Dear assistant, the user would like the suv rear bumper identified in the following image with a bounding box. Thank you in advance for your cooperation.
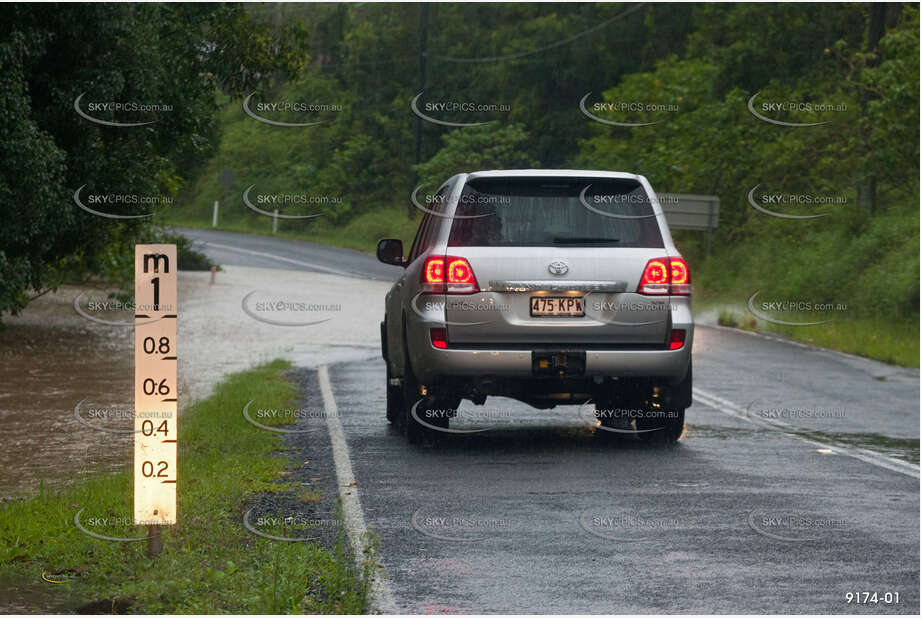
[407,331,693,385]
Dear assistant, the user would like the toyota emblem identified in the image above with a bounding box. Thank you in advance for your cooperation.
[548,259,569,276]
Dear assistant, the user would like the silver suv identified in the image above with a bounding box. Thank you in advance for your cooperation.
[378,170,693,443]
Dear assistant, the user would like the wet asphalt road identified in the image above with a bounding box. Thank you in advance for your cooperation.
[177,227,403,281]
[186,227,920,613]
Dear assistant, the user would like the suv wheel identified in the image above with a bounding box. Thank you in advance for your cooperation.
[385,362,400,424]
[398,359,434,444]
[399,363,461,443]
[398,358,419,439]
[405,396,461,444]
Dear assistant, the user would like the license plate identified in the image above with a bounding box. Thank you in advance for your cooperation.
[530,296,584,317]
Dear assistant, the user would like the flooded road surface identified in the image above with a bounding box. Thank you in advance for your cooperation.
[0,267,390,500]
[0,287,133,498]
[0,574,83,614]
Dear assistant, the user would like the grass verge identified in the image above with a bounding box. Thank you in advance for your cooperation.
[698,298,918,368]
[0,360,368,613]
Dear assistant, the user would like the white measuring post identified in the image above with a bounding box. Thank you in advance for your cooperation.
[272,208,279,235]
[212,200,219,228]
[134,244,178,556]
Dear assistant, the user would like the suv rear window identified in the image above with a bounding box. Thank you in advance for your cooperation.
[448,177,664,248]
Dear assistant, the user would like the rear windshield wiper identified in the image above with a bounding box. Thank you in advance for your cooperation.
[550,236,620,244]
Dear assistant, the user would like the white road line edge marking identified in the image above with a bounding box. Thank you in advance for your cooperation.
[693,387,919,479]
[318,365,398,613]
[200,240,360,278]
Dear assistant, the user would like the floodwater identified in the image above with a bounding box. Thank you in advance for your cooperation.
[0,574,82,614]
[0,287,134,498]
[0,268,389,499]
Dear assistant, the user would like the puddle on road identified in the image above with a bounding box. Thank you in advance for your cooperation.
[684,423,764,440]
[686,422,918,465]
[0,319,133,498]
[796,429,920,465]
[0,573,83,614]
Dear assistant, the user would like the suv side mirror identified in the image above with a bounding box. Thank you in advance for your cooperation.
[376,238,405,267]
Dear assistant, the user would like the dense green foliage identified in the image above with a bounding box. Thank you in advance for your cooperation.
[3,3,917,361]
[574,4,919,363]
[578,5,919,312]
[173,3,917,363]
[0,3,307,317]
[170,2,692,243]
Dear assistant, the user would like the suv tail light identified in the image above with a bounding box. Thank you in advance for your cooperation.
[669,257,690,295]
[430,327,448,349]
[637,259,670,295]
[423,256,445,287]
[669,329,686,350]
[638,257,691,296]
[422,256,479,294]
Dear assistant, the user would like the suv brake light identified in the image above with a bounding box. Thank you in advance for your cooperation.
[423,256,445,285]
[669,257,690,295]
[422,256,479,294]
[669,329,686,350]
[638,257,691,296]
[430,327,448,349]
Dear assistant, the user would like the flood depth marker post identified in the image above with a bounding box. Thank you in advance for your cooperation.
[134,244,178,557]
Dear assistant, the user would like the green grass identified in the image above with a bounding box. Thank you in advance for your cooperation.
[0,360,369,613]
[716,309,739,329]
[688,208,919,368]
[699,297,918,367]
[762,317,918,368]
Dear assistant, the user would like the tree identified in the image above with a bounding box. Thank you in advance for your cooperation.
[413,124,538,191]
[0,3,308,319]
